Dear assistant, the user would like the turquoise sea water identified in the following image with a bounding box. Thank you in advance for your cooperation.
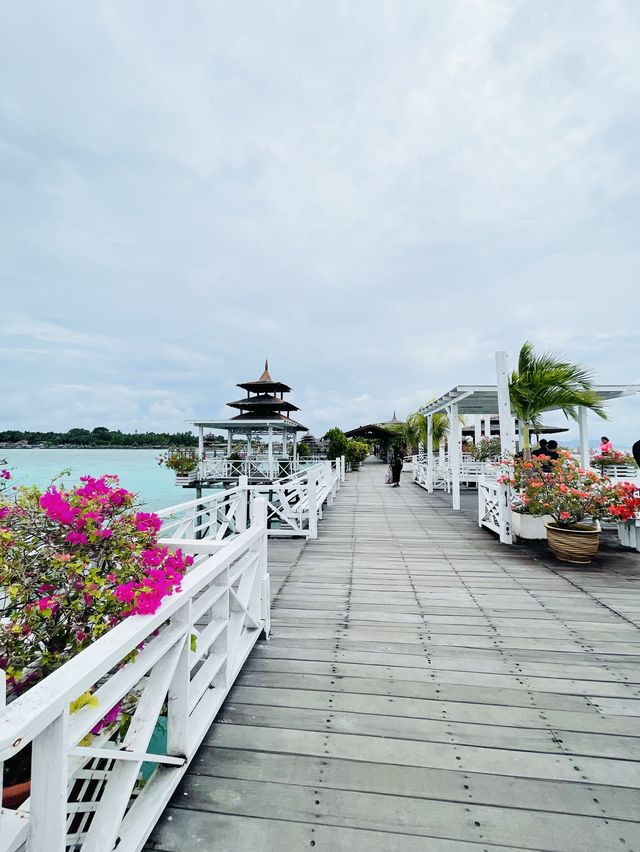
[0,449,195,511]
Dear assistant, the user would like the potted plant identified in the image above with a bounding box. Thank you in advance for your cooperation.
[346,438,369,471]
[521,454,640,563]
[498,456,552,540]
[158,448,199,484]
[0,472,192,807]
[591,450,638,474]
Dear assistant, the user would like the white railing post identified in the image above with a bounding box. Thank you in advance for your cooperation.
[324,460,334,505]
[0,670,4,788]
[498,480,513,545]
[340,455,346,482]
[238,475,248,531]
[167,601,192,759]
[28,709,69,851]
[308,472,318,539]
[251,496,270,637]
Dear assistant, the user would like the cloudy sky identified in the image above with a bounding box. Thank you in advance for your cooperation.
[1,1,639,443]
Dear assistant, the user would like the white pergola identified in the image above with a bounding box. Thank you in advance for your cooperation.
[418,351,640,511]
[192,417,304,468]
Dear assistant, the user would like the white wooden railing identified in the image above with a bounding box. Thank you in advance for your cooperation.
[412,458,498,492]
[159,460,342,543]
[0,498,270,852]
[594,464,640,484]
[478,473,512,544]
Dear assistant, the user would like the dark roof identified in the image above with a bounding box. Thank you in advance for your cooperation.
[344,424,398,440]
[237,359,292,393]
[227,394,299,412]
[229,412,308,431]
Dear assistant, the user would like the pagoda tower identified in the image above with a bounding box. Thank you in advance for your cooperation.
[191,360,308,483]
[226,360,306,428]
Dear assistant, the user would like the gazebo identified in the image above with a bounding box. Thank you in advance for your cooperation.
[344,424,399,462]
[192,361,308,483]
[418,352,640,514]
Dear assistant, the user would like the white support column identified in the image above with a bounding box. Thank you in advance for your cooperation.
[427,414,434,493]
[340,455,346,482]
[495,350,515,545]
[495,351,516,456]
[578,406,590,470]
[449,404,461,510]
[267,425,273,480]
[227,430,232,455]
[474,415,482,444]
[198,425,204,479]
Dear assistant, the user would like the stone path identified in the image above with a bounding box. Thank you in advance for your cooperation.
[148,461,640,851]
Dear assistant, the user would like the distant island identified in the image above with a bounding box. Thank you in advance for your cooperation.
[0,426,209,449]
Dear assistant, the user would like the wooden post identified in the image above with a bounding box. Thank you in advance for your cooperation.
[308,472,318,539]
[427,414,434,493]
[167,602,192,759]
[251,496,270,638]
[578,406,590,470]
[449,404,461,510]
[198,425,204,481]
[267,425,273,480]
[28,710,69,851]
[325,460,334,505]
[238,475,248,531]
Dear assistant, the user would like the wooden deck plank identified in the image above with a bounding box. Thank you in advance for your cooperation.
[147,461,640,851]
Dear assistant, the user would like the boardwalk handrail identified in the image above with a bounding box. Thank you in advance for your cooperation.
[0,499,270,852]
[158,460,342,541]
[478,472,512,544]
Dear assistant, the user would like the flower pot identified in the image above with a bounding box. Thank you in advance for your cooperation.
[2,780,31,809]
[511,512,553,541]
[545,522,600,564]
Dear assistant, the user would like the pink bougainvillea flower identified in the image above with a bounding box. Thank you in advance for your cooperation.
[66,531,88,545]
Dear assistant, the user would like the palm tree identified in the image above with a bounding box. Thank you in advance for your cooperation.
[405,410,453,453]
[509,341,607,458]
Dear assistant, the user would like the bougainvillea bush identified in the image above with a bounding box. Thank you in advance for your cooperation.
[499,453,640,528]
[0,473,193,701]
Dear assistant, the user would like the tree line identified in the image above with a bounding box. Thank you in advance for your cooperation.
[0,427,199,448]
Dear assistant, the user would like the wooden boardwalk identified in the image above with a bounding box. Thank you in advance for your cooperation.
[148,462,640,851]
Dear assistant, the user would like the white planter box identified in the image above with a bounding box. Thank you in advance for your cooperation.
[618,519,640,551]
[511,512,553,540]
[175,472,197,486]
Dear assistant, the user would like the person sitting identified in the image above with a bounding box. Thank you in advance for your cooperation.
[532,438,549,458]
[546,440,559,460]
[600,435,613,455]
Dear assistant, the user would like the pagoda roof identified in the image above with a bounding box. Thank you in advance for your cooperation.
[237,359,292,393]
[227,394,299,412]
[229,412,306,429]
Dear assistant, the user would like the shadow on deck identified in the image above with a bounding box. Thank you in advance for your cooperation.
[147,459,640,851]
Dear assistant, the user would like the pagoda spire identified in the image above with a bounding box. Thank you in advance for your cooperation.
[258,359,273,382]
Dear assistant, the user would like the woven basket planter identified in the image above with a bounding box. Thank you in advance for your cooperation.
[545,522,600,564]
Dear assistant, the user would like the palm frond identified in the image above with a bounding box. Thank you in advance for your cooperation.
[510,341,607,428]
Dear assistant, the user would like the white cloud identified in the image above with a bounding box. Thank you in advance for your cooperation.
[0,1,639,443]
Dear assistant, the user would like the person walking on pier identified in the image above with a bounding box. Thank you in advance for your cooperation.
[391,450,404,487]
